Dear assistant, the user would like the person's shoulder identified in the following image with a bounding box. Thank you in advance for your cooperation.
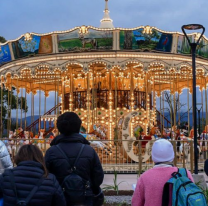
[46,145,57,154]
[47,173,56,180]
[45,173,58,183]
[142,167,177,176]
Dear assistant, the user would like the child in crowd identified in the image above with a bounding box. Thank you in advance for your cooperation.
[132,139,193,206]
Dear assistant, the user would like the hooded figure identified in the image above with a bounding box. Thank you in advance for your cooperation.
[45,112,104,206]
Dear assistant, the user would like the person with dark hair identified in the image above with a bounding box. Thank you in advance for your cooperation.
[45,112,104,206]
[0,144,66,206]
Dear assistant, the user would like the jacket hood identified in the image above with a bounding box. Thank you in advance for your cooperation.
[50,133,90,146]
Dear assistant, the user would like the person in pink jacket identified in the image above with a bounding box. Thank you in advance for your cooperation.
[132,139,194,206]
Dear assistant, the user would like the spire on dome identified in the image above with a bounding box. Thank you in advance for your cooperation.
[100,0,114,29]
[105,0,109,11]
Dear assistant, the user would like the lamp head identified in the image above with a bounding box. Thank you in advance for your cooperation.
[183,24,204,30]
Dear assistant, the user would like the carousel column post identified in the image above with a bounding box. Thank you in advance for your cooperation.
[24,88,27,131]
[57,72,60,117]
[145,72,150,135]
[92,66,95,126]
[86,71,91,133]
[7,83,10,137]
[153,76,156,127]
[9,78,13,135]
[61,76,65,113]
[69,68,74,112]
[44,84,46,130]
[130,66,134,111]
[108,69,113,140]
[38,82,41,132]
[182,24,205,174]
[16,77,19,137]
[20,88,23,128]
[130,66,135,138]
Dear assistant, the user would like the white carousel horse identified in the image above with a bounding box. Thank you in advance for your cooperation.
[38,130,45,150]
[24,131,30,145]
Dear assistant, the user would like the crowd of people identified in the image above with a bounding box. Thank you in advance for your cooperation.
[0,113,208,205]
[0,112,104,206]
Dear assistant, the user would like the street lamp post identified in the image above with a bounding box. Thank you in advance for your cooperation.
[182,24,205,174]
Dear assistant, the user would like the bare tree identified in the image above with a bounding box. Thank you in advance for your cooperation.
[162,91,190,127]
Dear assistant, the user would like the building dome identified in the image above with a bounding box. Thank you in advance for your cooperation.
[100,0,114,29]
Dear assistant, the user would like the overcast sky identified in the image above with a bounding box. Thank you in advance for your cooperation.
[1,0,207,117]
[1,0,208,40]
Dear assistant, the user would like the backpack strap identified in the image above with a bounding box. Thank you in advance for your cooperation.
[162,182,172,206]
[73,144,85,169]
[56,144,85,170]
[56,144,72,168]
[178,168,188,177]
[24,177,44,205]
[8,170,44,205]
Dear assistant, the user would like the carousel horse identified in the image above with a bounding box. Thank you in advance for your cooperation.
[24,131,30,145]
[17,128,25,152]
[8,131,15,153]
[38,129,45,150]
[150,127,160,140]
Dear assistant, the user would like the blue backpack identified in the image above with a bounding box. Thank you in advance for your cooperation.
[162,168,207,206]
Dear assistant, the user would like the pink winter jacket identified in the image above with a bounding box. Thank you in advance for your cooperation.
[132,167,194,206]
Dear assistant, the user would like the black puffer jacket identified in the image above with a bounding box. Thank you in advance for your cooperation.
[0,161,66,206]
[45,133,104,195]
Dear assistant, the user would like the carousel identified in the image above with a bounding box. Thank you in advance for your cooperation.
[1,0,208,166]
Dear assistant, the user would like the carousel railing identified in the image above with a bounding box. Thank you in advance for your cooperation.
[18,103,61,137]
[2,138,206,174]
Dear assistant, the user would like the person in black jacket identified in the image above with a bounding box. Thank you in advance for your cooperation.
[0,144,66,206]
[45,112,104,206]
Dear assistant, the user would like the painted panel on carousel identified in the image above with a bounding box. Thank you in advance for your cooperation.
[178,34,208,59]
[177,35,192,55]
[58,29,113,52]
[120,28,173,52]
[0,44,12,65]
[12,35,53,59]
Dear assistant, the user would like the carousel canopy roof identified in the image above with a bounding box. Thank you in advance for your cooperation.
[0,0,208,95]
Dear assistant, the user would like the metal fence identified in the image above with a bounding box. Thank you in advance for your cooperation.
[1,138,206,174]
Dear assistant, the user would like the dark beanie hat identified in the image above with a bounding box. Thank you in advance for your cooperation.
[57,112,82,135]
